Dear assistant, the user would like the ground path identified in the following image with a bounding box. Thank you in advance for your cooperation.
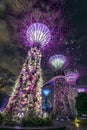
[53,120,87,130]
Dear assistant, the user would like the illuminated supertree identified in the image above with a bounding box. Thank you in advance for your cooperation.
[49,54,70,117]
[65,70,79,115]
[4,0,71,122]
[3,23,51,121]
[49,54,68,75]
[7,1,70,61]
[26,23,51,47]
[77,86,87,93]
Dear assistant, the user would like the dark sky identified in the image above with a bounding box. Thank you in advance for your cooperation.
[67,0,87,66]
[0,0,87,84]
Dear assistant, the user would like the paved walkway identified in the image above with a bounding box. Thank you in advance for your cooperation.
[53,120,87,130]
[0,120,87,130]
[65,121,87,130]
[0,126,65,130]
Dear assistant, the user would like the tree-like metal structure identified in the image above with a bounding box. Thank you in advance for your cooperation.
[53,76,70,117]
[3,23,51,122]
[49,54,68,76]
[65,70,79,115]
[3,0,73,123]
[26,23,51,47]
[49,54,70,117]
[5,47,42,119]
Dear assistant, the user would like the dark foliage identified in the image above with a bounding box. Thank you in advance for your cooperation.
[22,115,53,127]
[75,92,87,115]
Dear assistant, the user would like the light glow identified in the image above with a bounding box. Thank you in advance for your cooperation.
[74,118,80,128]
[26,23,51,46]
[65,70,79,84]
[42,89,51,96]
[49,54,67,70]
[77,88,87,93]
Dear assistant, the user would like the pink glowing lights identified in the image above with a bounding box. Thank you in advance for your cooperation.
[77,88,86,93]
[65,70,79,85]
[26,23,51,46]
[77,85,87,93]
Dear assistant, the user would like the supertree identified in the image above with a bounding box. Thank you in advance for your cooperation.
[48,54,70,117]
[77,86,87,93]
[7,0,70,59]
[3,23,51,121]
[3,0,71,122]
[49,54,68,75]
[65,70,79,115]
[77,87,87,93]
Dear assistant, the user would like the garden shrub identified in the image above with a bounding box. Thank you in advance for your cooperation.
[22,115,53,127]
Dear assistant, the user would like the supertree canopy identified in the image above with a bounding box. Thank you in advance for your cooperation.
[8,2,70,59]
[65,70,79,85]
[49,54,67,71]
[26,23,51,47]
[77,87,87,93]
[2,0,79,124]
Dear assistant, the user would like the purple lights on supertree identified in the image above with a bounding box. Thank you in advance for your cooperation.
[65,70,79,115]
[77,85,87,93]
[9,3,71,55]
[2,0,82,122]
[65,70,79,85]
[26,23,51,47]
[77,88,86,93]
[4,47,43,120]
[53,76,70,117]
[49,54,68,71]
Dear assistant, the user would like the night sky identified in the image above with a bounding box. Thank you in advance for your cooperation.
[67,0,87,66]
[0,0,87,85]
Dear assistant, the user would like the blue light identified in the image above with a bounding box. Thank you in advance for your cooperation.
[42,89,51,96]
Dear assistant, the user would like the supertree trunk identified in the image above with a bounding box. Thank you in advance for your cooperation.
[4,47,43,121]
[68,85,77,116]
[65,70,79,116]
[53,76,70,118]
